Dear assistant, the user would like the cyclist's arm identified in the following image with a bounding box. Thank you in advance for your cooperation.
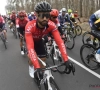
[25,23,40,69]
[51,29,68,61]
[56,19,64,35]
[65,14,73,27]
[1,17,5,24]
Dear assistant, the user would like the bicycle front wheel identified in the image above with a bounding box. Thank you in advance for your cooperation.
[80,44,100,70]
[65,33,75,50]
[45,77,60,90]
[82,31,92,44]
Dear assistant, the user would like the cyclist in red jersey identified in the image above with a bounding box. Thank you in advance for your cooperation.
[50,9,65,38]
[16,11,29,55]
[0,14,7,42]
[10,11,16,30]
[74,11,81,23]
[25,1,72,79]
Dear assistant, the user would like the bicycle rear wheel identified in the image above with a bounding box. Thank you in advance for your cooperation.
[70,28,77,38]
[13,29,18,39]
[0,34,7,49]
[80,44,100,70]
[45,77,60,90]
[65,33,75,50]
[75,25,82,36]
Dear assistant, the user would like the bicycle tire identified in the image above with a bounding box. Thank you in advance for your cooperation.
[70,28,77,38]
[0,34,7,49]
[82,31,91,44]
[13,29,18,39]
[45,77,60,90]
[50,47,65,73]
[80,44,100,70]
[75,25,82,36]
[65,33,75,50]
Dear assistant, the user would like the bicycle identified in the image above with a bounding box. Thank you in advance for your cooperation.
[66,23,77,38]
[80,44,100,70]
[20,35,27,55]
[45,39,75,73]
[11,24,18,39]
[74,22,82,36]
[62,25,75,50]
[82,31,100,48]
[0,28,7,49]
[34,57,75,90]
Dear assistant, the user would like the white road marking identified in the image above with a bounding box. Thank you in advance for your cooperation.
[68,56,100,79]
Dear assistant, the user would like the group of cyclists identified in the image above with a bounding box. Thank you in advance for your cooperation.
[1,0,100,85]
[2,1,79,81]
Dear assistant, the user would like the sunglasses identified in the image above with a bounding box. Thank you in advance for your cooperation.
[38,13,50,19]
[19,16,24,18]
[52,16,57,18]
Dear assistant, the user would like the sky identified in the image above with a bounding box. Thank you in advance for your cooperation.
[0,0,7,15]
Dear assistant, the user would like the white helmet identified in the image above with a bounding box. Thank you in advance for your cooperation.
[31,12,34,15]
[62,8,66,12]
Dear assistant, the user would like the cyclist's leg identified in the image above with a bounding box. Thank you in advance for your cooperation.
[28,39,47,78]
[91,30,100,62]
[19,28,24,55]
[10,20,13,29]
[2,24,8,41]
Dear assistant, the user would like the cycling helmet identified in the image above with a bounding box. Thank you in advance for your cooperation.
[31,12,34,15]
[18,11,25,16]
[12,11,15,14]
[68,9,72,13]
[62,8,66,12]
[50,9,59,17]
[34,1,52,12]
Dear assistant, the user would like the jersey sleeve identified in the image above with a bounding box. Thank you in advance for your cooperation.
[16,18,19,28]
[25,22,40,69]
[51,23,68,61]
[1,17,5,23]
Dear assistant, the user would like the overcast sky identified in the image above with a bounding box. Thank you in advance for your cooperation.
[0,0,6,15]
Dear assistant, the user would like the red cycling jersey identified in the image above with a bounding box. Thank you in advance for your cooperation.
[10,14,16,20]
[52,18,60,27]
[74,13,78,18]
[16,17,29,28]
[25,20,68,68]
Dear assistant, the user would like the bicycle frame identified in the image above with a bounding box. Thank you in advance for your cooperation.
[21,36,27,54]
[46,40,61,60]
[38,57,55,90]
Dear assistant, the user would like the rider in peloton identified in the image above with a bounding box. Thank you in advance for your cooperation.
[89,9,100,63]
[25,1,73,80]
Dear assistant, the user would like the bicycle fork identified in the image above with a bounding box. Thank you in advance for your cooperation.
[44,70,54,90]
[53,42,61,60]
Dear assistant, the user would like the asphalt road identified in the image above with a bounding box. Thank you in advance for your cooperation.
[0,25,100,90]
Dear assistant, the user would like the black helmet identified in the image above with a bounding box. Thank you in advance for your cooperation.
[34,1,52,12]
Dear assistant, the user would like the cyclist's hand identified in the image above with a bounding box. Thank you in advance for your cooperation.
[64,60,75,75]
[61,34,65,39]
[48,36,51,41]
[64,60,72,69]
[34,68,43,80]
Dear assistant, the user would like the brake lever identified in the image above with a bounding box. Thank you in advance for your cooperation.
[71,63,75,75]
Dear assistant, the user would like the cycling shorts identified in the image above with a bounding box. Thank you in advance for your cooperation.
[0,23,6,31]
[34,39,47,58]
[11,20,16,25]
[19,27,25,36]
